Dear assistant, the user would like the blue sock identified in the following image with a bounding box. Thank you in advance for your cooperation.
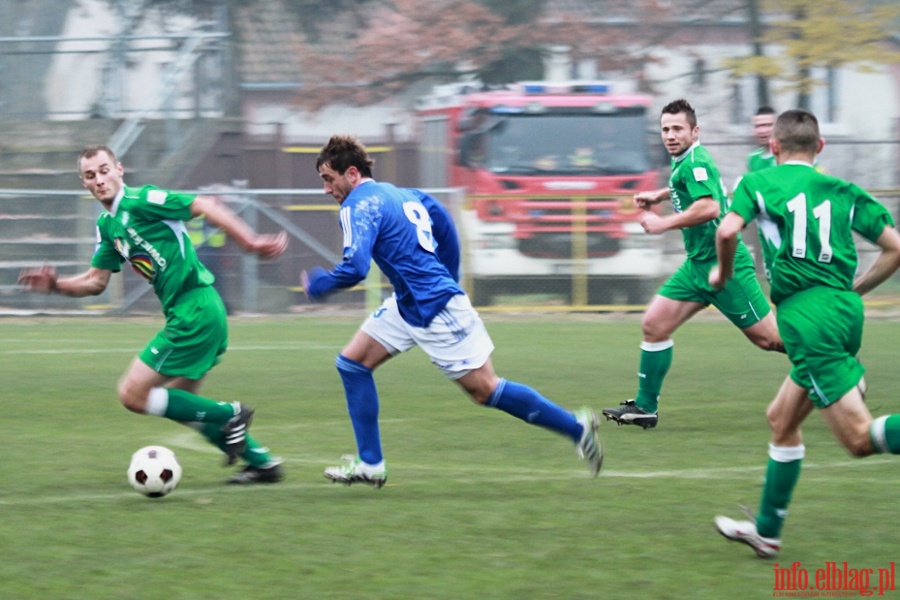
[336,354,383,465]
[486,378,582,442]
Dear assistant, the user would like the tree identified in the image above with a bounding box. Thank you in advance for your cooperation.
[746,0,770,108]
[729,0,900,109]
[290,0,672,109]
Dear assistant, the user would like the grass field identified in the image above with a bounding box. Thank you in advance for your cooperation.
[2,313,899,599]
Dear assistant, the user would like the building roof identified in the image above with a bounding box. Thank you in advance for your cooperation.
[235,0,306,86]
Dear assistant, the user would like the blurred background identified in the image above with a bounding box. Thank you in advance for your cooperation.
[1,0,898,314]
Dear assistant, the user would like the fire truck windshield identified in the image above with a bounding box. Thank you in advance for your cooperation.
[481,112,650,176]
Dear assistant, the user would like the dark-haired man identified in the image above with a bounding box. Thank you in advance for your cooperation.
[303,135,602,487]
[603,99,783,429]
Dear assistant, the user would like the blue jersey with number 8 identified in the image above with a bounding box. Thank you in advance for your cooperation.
[307,180,463,327]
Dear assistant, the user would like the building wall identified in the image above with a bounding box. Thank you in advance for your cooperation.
[644,42,900,189]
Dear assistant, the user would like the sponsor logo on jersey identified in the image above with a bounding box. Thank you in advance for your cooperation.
[114,238,131,259]
[125,226,168,272]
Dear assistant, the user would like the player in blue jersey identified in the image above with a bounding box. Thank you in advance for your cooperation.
[407,188,460,281]
[302,135,603,487]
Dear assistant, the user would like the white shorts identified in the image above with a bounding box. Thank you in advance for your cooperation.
[361,294,494,380]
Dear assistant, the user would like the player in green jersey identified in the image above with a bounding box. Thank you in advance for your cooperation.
[711,109,900,558]
[18,145,289,484]
[747,106,777,173]
[602,99,783,429]
[732,106,778,197]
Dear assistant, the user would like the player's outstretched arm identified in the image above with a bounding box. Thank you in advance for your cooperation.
[633,187,670,209]
[18,265,112,297]
[854,226,900,296]
[191,195,288,259]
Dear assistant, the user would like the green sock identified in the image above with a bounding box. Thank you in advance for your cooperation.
[634,340,673,413]
[197,422,273,467]
[756,445,804,539]
[162,388,236,424]
[870,415,900,453]
[242,437,275,467]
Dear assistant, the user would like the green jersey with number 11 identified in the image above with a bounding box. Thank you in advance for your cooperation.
[730,162,894,305]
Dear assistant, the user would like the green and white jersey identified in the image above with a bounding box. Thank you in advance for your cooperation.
[747,148,776,173]
[669,142,730,262]
[731,162,894,306]
[91,185,214,314]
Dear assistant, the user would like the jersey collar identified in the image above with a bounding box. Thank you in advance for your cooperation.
[109,187,125,216]
[672,141,701,164]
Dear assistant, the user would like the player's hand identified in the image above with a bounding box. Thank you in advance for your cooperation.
[301,267,330,302]
[18,264,57,293]
[708,265,726,290]
[633,190,660,210]
[251,230,288,259]
[638,211,666,234]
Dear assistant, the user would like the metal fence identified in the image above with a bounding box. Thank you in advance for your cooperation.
[2,186,900,316]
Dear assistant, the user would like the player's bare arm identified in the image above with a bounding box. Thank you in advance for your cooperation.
[191,195,288,259]
[639,196,719,235]
[709,211,746,289]
[633,187,670,209]
[853,225,900,296]
[18,265,112,296]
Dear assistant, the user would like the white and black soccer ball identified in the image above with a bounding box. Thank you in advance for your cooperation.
[127,445,182,498]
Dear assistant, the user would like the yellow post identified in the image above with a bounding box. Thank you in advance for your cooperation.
[571,195,589,306]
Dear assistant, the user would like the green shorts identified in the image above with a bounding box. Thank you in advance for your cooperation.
[658,248,771,328]
[777,287,865,409]
[139,286,228,379]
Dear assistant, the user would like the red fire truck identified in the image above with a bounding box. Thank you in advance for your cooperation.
[416,80,667,306]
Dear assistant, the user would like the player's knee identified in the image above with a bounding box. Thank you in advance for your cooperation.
[463,378,494,405]
[640,319,669,342]
[117,379,148,413]
[843,434,874,458]
[469,388,492,405]
[766,406,778,431]
[750,332,783,352]
[458,373,498,405]
[764,338,785,353]
[766,407,793,440]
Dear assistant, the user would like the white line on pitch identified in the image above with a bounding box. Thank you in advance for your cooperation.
[4,343,339,355]
[0,457,893,507]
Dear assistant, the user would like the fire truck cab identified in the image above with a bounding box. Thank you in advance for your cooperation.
[416,80,667,306]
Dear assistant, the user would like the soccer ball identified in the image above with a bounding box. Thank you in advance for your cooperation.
[127,445,182,498]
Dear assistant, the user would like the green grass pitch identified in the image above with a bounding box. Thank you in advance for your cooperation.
[1,314,898,599]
